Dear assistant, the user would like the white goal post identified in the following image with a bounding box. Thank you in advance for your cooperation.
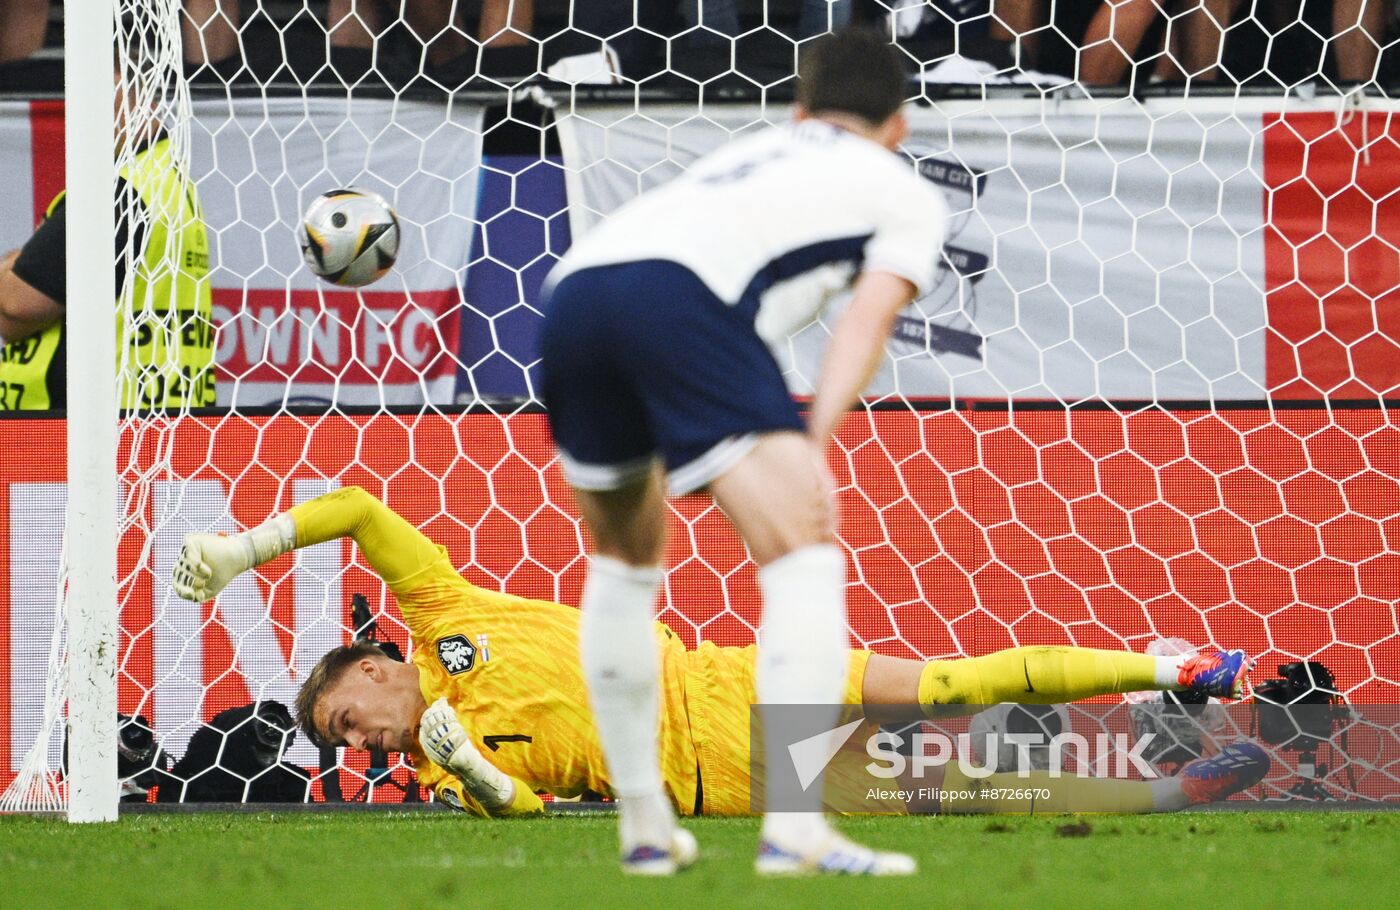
[62,0,118,824]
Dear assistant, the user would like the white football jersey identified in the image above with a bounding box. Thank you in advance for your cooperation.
[551,119,949,345]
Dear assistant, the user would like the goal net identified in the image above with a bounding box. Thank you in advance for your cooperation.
[2,0,1397,815]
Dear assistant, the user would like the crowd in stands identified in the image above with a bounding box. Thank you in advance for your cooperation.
[0,1,1394,90]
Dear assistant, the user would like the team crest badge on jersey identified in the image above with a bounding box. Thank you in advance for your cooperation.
[436,635,477,675]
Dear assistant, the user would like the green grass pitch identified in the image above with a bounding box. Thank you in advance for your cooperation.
[2,810,1394,910]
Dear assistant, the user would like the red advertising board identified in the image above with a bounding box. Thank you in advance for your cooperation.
[1264,111,1400,399]
[4,408,1397,785]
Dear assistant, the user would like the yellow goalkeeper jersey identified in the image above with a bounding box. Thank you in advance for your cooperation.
[289,486,870,818]
[305,486,698,815]
[401,564,699,816]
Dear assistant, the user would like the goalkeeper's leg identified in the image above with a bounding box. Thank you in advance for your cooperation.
[571,466,697,876]
[859,646,1249,719]
[935,742,1270,814]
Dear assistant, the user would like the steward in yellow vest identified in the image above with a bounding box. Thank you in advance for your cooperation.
[0,131,215,411]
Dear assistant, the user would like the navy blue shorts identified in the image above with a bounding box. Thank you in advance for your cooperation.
[539,260,804,494]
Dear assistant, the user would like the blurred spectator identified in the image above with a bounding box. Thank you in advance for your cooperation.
[329,0,461,69]
[796,1,855,39]
[1077,0,1391,86]
[890,1,1011,72]
[989,0,1047,70]
[571,1,852,84]
[327,0,534,78]
[1251,0,1392,86]
[0,54,216,412]
[479,0,536,47]
[179,1,536,84]
[1322,0,1387,81]
[182,0,241,77]
[570,2,731,82]
[1078,0,1243,85]
[0,0,50,65]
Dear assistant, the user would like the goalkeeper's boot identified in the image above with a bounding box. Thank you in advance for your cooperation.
[171,532,251,602]
[621,828,698,877]
[1179,742,1271,804]
[1179,648,1251,699]
[756,829,917,877]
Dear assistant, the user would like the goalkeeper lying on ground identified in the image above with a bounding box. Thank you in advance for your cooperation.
[172,487,1266,817]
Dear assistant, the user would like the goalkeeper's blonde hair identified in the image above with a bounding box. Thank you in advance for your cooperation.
[294,641,393,746]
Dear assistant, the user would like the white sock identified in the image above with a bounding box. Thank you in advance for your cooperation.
[1150,777,1189,811]
[619,790,676,852]
[1153,654,1190,689]
[237,514,296,568]
[578,555,671,844]
[756,544,848,845]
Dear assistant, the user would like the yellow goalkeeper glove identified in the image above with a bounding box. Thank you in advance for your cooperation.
[172,515,297,602]
[171,533,254,602]
[419,697,515,811]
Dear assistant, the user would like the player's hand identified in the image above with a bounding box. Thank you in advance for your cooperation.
[419,698,515,810]
[171,533,251,602]
[419,697,483,774]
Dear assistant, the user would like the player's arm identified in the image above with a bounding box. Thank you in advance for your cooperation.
[419,697,545,817]
[0,191,69,344]
[171,486,445,603]
[429,775,545,818]
[1,180,144,345]
[0,246,63,344]
[807,172,947,444]
[804,269,918,444]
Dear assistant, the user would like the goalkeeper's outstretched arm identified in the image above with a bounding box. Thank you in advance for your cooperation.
[173,489,547,818]
[172,486,442,603]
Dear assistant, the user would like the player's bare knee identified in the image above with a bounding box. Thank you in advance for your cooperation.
[595,533,665,568]
[747,500,833,565]
[588,511,667,567]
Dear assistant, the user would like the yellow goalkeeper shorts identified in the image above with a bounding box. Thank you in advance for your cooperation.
[682,643,873,816]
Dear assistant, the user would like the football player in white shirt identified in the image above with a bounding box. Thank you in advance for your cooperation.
[539,28,947,877]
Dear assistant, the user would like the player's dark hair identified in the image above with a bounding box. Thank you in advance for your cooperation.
[294,641,390,746]
[796,27,908,126]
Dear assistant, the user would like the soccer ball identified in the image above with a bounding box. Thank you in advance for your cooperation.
[298,188,400,287]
